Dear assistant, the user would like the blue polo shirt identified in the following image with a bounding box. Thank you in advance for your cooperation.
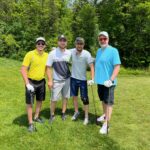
[94,45,121,85]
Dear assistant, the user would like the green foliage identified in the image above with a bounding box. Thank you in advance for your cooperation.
[96,0,150,68]
[0,0,149,68]
[72,1,98,53]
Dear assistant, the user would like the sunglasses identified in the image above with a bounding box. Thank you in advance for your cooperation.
[99,38,107,41]
[37,42,45,46]
[59,39,67,42]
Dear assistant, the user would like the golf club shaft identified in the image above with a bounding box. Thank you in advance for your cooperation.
[91,85,97,120]
[107,87,110,134]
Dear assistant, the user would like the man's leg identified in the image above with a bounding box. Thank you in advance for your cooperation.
[62,98,68,113]
[72,96,80,121]
[99,86,115,134]
[102,101,106,115]
[50,81,62,121]
[70,78,79,114]
[73,96,78,112]
[27,104,33,124]
[61,78,70,120]
[83,104,89,119]
[34,101,42,119]
[50,101,57,116]
[80,80,89,125]
[105,104,113,122]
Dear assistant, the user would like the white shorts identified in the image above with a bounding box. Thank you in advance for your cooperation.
[51,78,70,101]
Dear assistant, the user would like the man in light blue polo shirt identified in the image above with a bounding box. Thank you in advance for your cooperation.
[95,31,121,134]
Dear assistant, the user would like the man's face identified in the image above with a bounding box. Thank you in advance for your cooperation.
[58,39,67,49]
[36,41,46,51]
[98,35,109,48]
[75,42,84,52]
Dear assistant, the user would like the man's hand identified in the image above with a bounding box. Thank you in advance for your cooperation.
[104,80,113,87]
[87,80,94,86]
[48,81,53,89]
[26,83,34,92]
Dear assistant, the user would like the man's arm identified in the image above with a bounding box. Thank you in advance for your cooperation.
[46,66,53,89]
[87,63,95,86]
[89,63,94,80]
[20,66,34,92]
[104,64,120,87]
[110,64,120,81]
[20,66,29,85]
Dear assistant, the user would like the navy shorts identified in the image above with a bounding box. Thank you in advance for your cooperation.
[25,78,46,104]
[97,84,115,105]
[70,77,89,105]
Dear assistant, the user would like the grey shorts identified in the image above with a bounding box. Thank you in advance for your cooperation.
[51,78,70,101]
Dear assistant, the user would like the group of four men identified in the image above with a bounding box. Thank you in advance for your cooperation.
[21,31,121,134]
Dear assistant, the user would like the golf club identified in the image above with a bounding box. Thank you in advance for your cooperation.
[106,87,111,134]
[90,85,98,125]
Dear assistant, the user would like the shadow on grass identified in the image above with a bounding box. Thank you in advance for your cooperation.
[13,107,100,127]
[13,114,28,127]
[12,108,121,150]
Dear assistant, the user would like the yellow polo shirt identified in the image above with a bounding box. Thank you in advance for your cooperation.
[22,49,48,81]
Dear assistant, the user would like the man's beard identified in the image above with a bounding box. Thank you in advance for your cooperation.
[76,48,82,52]
[99,42,108,49]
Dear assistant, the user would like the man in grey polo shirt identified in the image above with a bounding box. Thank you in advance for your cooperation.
[70,37,94,125]
[46,35,71,121]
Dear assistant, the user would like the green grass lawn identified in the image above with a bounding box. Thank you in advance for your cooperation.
[0,57,149,150]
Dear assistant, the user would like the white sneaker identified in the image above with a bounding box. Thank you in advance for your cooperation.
[71,112,80,121]
[83,118,89,125]
[97,114,105,122]
[99,123,108,134]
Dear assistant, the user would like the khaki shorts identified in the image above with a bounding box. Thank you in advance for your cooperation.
[51,78,70,101]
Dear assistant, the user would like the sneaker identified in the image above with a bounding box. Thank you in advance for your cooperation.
[71,112,80,121]
[28,124,36,132]
[97,114,105,122]
[33,117,44,123]
[49,115,55,123]
[83,118,89,125]
[61,113,67,121]
[99,122,109,134]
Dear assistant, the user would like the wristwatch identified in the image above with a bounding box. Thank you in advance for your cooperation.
[110,79,114,84]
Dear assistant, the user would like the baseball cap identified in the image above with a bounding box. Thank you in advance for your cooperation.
[36,37,45,43]
[98,31,109,38]
[75,37,85,44]
[58,35,67,41]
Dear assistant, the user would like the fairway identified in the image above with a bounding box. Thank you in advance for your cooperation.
[0,57,149,150]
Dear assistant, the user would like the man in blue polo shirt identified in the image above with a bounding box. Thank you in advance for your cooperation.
[95,31,121,134]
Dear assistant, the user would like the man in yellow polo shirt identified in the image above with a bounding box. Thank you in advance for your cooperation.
[21,37,48,132]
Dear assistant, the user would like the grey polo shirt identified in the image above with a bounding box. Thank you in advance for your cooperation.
[70,48,93,81]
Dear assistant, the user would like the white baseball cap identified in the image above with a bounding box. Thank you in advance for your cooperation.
[36,37,45,43]
[98,31,109,38]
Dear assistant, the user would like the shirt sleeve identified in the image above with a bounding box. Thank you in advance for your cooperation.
[46,51,54,67]
[87,52,94,64]
[22,52,32,67]
[113,48,121,65]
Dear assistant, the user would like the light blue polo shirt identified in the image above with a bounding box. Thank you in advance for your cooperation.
[95,45,121,85]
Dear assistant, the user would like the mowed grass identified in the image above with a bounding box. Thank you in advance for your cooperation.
[0,57,149,150]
